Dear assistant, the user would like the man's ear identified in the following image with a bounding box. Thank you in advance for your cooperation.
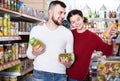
[49,9,53,17]
[48,9,51,14]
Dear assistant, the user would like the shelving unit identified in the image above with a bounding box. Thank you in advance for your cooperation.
[88,18,120,22]
[0,3,44,80]
[0,67,33,76]
[0,7,43,22]
[0,36,21,41]
[18,32,30,35]
[0,60,21,71]
[86,14,120,81]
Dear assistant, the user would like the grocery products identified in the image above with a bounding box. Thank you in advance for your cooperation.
[29,37,44,48]
[9,76,17,81]
[0,16,3,36]
[59,53,74,62]
[103,22,117,39]
[97,60,120,81]
[3,13,11,36]
[0,45,4,64]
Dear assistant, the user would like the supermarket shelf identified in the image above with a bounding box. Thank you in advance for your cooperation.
[21,67,33,76]
[18,32,30,35]
[0,7,43,22]
[19,54,27,58]
[0,60,21,71]
[21,14,44,22]
[89,18,119,21]
[0,67,33,76]
[0,7,20,16]
[0,36,21,41]
[88,18,103,21]
[106,56,120,60]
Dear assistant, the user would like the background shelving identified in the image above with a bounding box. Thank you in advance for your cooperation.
[0,1,44,80]
[0,67,33,76]
[0,59,21,71]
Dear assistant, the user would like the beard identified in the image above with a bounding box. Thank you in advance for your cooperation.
[52,16,62,26]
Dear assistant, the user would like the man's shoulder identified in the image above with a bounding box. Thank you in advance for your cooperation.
[59,26,73,38]
[32,24,45,30]
[60,25,71,31]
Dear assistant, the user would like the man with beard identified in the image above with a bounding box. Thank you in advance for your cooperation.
[26,1,74,81]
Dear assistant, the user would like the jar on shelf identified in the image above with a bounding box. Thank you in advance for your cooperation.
[3,44,12,63]
[0,45,4,64]
[0,16,3,36]
[3,76,10,81]
[9,76,17,81]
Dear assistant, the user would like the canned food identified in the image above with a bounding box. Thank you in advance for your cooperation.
[0,17,3,36]
[4,44,12,63]
[0,45,4,64]
[3,76,10,81]
[9,76,17,81]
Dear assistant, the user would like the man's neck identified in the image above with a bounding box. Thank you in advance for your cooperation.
[46,20,58,31]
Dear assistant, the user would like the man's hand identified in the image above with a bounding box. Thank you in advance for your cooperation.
[59,57,72,68]
[32,46,45,56]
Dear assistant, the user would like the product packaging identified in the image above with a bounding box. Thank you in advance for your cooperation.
[59,53,74,62]
[103,22,117,39]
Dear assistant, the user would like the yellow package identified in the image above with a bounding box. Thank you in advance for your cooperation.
[103,22,117,39]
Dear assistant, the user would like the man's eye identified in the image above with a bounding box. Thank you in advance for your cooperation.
[71,22,75,24]
[77,18,80,21]
[59,12,62,15]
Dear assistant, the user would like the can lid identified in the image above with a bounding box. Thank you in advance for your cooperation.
[70,53,75,61]
[9,76,17,78]
[29,37,36,45]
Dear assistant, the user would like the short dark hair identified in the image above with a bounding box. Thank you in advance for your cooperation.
[67,9,87,23]
[48,0,66,10]
[84,17,88,23]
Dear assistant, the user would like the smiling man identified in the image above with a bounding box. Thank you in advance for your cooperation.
[27,1,74,81]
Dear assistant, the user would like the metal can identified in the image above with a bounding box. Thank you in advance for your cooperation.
[3,0,7,9]
[0,0,3,7]
[0,17,3,36]
[4,44,12,63]
[3,76,10,81]
[0,45,4,64]
[9,76,17,81]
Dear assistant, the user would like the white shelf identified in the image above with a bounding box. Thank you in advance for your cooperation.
[0,7,44,22]
[0,36,21,41]
[0,67,33,76]
[0,60,21,71]
[19,54,27,58]
[18,32,30,35]
[89,18,119,22]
